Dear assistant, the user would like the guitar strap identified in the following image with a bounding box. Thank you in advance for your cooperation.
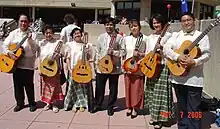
[109,33,117,49]
[134,33,144,51]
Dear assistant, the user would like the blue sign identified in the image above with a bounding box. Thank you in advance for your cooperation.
[181,0,188,14]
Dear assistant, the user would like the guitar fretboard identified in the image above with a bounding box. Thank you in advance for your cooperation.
[188,23,215,51]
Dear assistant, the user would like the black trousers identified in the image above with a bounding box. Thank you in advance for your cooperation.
[173,84,202,129]
[94,73,119,109]
[13,68,35,106]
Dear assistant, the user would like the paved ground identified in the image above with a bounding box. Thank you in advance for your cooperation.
[0,41,219,129]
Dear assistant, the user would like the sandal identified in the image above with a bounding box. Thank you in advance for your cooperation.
[72,107,78,113]
[149,119,154,125]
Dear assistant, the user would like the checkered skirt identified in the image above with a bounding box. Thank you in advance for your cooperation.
[64,73,92,110]
[144,65,175,122]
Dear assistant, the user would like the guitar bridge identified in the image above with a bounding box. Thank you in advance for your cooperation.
[43,66,54,72]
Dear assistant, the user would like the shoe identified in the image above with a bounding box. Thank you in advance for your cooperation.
[126,109,132,116]
[14,105,24,112]
[131,114,138,119]
[52,106,59,113]
[90,106,101,114]
[149,119,154,125]
[29,105,37,112]
[107,108,114,116]
[154,122,162,129]
[43,104,51,111]
[79,107,85,112]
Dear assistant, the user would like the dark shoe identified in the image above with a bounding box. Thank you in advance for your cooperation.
[107,108,114,116]
[90,106,101,113]
[131,114,138,119]
[14,105,24,112]
[29,105,37,112]
[126,112,132,116]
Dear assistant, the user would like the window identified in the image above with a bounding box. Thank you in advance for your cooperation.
[133,2,140,9]
[117,2,124,9]
[104,9,110,15]
[125,2,132,9]
[98,10,103,15]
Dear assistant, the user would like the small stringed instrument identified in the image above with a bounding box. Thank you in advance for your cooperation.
[123,33,143,73]
[0,18,43,73]
[140,23,170,79]
[167,16,220,76]
[40,40,64,77]
[72,32,92,83]
[98,34,117,74]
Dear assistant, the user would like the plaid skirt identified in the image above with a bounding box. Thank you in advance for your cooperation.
[64,73,94,111]
[40,73,64,104]
[144,65,175,122]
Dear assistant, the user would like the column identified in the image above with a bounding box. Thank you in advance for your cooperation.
[0,7,3,17]
[95,9,98,21]
[110,1,116,18]
[194,2,200,19]
[32,7,35,21]
[140,0,151,21]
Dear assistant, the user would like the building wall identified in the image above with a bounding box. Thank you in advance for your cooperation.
[0,0,111,8]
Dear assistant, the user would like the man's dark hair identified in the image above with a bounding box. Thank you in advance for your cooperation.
[42,24,55,35]
[181,12,195,21]
[70,27,82,38]
[18,14,30,21]
[149,13,167,30]
[104,17,116,26]
[63,14,75,24]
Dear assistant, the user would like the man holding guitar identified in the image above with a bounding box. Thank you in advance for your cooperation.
[92,17,126,116]
[2,14,39,112]
[164,12,211,129]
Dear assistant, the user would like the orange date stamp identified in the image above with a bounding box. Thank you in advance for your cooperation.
[160,111,171,118]
[180,111,203,119]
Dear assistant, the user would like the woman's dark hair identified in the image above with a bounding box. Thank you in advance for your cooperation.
[149,14,167,30]
[70,27,82,38]
[180,12,195,21]
[128,19,141,30]
[42,24,55,35]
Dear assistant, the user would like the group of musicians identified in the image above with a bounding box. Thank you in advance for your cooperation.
[2,12,210,129]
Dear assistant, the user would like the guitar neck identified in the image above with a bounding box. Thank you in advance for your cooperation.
[51,40,64,61]
[152,23,170,55]
[188,24,214,51]
[15,34,28,50]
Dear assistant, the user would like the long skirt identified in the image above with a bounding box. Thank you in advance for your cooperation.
[124,74,144,109]
[40,73,64,104]
[64,73,94,111]
[144,65,175,122]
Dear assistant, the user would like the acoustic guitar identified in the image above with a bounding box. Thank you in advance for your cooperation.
[140,23,170,79]
[98,34,117,74]
[167,16,220,76]
[40,40,64,77]
[123,33,143,73]
[72,32,92,83]
[0,18,43,73]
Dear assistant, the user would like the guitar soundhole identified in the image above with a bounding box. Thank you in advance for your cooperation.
[105,60,109,64]
[183,49,189,54]
[130,60,135,64]
[1,59,9,66]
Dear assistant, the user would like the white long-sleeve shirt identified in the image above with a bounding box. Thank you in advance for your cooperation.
[163,30,211,87]
[2,28,39,70]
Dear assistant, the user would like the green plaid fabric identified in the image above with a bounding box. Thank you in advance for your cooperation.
[64,74,89,110]
[144,65,175,122]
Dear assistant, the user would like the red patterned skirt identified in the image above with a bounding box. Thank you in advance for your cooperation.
[40,73,64,104]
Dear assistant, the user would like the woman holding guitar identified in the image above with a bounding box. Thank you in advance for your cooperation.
[64,28,94,113]
[38,25,64,113]
[123,19,147,119]
[144,14,174,128]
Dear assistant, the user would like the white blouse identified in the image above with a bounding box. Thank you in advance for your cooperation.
[66,41,93,70]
